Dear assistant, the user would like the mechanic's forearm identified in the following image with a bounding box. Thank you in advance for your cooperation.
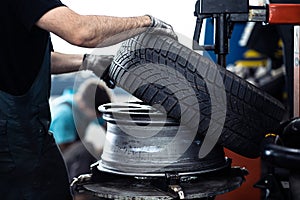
[78,15,151,47]
[37,7,151,48]
[51,52,83,74]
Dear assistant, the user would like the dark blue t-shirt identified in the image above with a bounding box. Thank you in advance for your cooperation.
[0,0,64,95]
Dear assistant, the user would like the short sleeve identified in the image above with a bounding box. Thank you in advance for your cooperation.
[16,0,65,31]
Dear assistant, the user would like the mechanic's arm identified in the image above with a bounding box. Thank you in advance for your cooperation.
[51,52,114,76]
[36,6,151,48]
[51,52,83,74]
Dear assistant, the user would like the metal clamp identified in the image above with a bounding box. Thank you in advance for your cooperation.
[169,184,185,199]
[165,172,185,199]
[70,174,92,187]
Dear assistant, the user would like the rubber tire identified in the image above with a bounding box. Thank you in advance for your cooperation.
[108,32,287,158]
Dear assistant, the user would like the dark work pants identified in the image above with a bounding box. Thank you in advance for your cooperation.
[0,132,72,200]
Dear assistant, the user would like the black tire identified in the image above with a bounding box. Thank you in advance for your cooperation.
[108,32,287,158]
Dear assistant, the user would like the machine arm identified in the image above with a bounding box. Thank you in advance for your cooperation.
[193,0,300,67]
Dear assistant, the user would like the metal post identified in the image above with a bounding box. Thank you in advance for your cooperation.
[294,26,300,117]
[215,13,228,68]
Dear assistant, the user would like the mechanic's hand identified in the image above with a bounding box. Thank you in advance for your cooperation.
[82,54,114,78]
[147,15,178,40]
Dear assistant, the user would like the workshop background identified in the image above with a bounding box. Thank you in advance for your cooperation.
[50,0,268,199]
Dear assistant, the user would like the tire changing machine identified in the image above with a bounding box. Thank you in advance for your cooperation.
[71,1,300,199]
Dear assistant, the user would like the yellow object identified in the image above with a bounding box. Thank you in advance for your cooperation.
[243,49,264,58]
[234,49,268,68]
[265,133,278,138]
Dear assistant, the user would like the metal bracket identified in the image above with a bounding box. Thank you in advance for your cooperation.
[165,172,185,199]
[169,184,185,199]
[70,174,92,187]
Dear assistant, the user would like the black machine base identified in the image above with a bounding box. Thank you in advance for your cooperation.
[73,161,247,200]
